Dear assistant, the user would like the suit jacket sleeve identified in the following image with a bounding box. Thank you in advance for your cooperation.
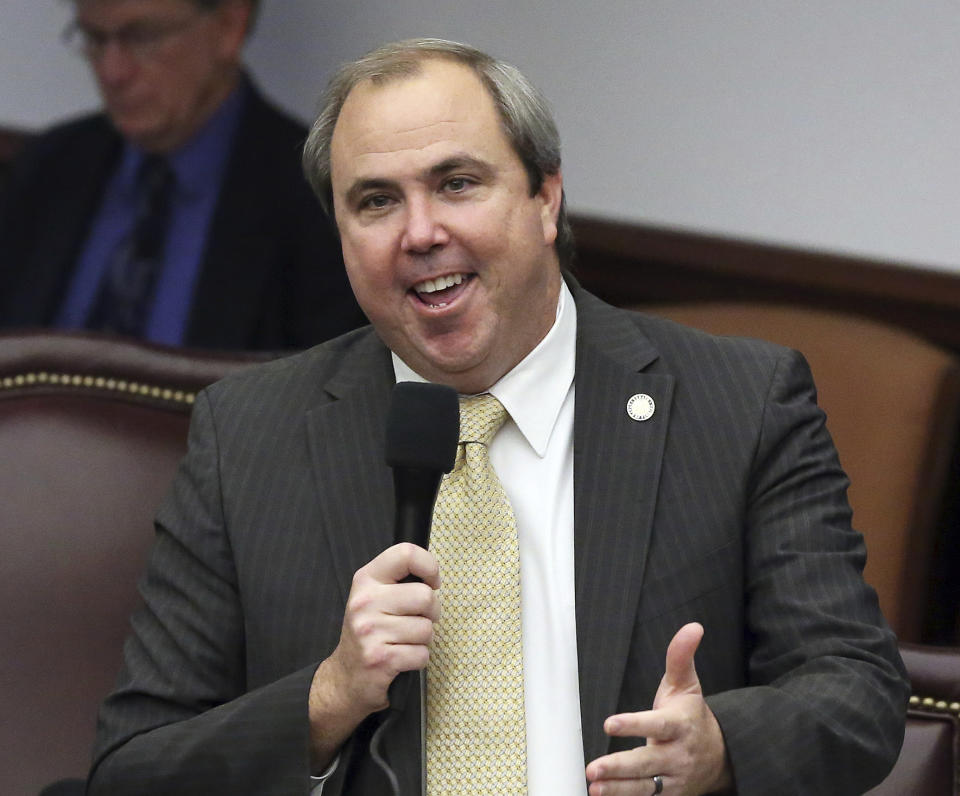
[88,390,319,796]
[702,347,908,793]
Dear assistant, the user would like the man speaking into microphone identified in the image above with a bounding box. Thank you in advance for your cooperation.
[89,39,907,795]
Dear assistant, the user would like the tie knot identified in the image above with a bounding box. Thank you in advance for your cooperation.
[139,155,174,198]
[459,393,508,446]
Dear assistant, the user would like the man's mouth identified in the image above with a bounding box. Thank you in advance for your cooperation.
[412,273,471,308]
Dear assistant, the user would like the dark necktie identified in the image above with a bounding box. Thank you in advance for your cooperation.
[87,155,174,337]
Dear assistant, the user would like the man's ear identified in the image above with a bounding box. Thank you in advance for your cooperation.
[214,0,253,62]
[537,171,564,246]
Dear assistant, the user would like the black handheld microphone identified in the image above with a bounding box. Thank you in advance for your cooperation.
[383,382,458,713]
[376,383,458,792]
[385,381,460,551]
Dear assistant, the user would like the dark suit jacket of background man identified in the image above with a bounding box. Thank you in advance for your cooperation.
[88,282,908,795]
[0,79,364,351]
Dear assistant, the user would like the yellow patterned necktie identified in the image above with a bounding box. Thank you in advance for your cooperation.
[426,393,527,794]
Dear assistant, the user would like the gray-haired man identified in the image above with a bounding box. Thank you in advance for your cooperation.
[90,38,907,795]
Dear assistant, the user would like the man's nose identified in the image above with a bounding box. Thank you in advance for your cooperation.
[400,198,450,254]
[92,40,137,87]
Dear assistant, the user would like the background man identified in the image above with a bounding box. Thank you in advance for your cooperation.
[0,0,363,350]
[89,39,907,794]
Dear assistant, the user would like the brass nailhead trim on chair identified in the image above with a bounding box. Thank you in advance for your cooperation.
[0,371,196,406]
[909,694,960,717]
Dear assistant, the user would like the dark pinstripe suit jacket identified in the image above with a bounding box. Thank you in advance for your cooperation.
[89,285,907,795]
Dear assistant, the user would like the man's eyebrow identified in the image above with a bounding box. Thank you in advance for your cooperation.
[428,156,495,178]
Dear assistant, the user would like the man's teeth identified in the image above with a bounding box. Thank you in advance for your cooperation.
[415,273,465,294]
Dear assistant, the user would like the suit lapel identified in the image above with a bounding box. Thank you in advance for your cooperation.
[305,335,396,604]
[571,289,674,764]
[304,334,424,792]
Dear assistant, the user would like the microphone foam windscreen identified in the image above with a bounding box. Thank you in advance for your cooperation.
[385,382,459,473]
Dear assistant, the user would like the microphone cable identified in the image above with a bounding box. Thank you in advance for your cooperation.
[370,710,402,796]
[369,669,426,795]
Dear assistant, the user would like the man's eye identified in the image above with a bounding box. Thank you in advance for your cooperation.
[83,30,109,48]
[122,25,163,46]
[444,177,473,193]
[361,194,392,210]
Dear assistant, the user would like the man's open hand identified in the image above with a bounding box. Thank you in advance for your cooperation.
[585,623,732,795]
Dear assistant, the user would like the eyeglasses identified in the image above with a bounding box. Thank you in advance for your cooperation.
[61,13,205,62]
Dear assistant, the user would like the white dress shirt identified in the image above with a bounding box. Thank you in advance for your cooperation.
[394,281,587,795]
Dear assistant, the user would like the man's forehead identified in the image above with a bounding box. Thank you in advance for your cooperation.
[335,60,494,145]
[75,0,195,19]
[76,0,196,7]
[346,58,486,110]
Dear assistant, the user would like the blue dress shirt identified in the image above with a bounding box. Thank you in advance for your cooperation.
[56,79,248,345]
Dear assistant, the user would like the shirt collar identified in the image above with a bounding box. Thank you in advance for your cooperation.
[114,75,249,198]
[392,280,577,457]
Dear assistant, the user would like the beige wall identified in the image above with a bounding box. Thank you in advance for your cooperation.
[3,0,958,273]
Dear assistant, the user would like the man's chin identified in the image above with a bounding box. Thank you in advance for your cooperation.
[107,113,167,152]
[412,347,505,394]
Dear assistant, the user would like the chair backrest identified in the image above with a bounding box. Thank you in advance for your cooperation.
[638,302,960,642]
[868,642,960,794]
[0,331,268,794]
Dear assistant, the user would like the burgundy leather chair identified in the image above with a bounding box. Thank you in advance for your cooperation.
[868,642,960,794]
[0,331,267,794]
